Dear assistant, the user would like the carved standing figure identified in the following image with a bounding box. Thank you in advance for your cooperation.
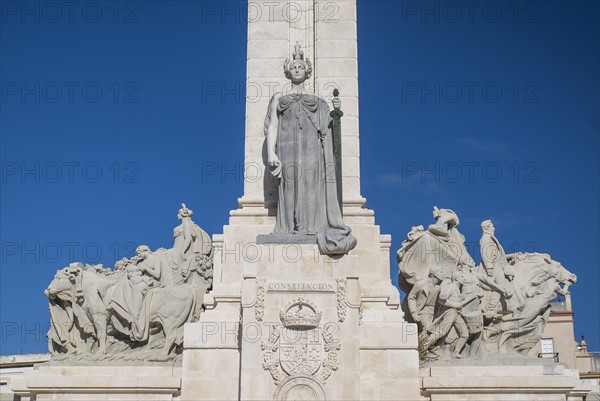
[424,270,477,358]
[264,42,356,255]
[457,264,485,357]
[166,203,213,287]
[479,220,521,318]
[406,265,444,332]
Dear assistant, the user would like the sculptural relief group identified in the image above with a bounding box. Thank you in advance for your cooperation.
[44,204,213,361]
[398,207,576,361]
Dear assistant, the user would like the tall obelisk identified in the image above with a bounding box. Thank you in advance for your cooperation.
[236,0,365,216]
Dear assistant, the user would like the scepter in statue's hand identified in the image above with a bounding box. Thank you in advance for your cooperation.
[332,88,341,110]
[330,88,343,211]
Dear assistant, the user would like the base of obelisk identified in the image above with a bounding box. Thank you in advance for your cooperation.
[182,243,421,401]
[7,358,591,400]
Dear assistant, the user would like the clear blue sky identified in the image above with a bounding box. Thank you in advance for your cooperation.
[1,1,598,355]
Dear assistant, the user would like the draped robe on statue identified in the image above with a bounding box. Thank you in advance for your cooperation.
[110,263,159,342]
[265,93,356,255]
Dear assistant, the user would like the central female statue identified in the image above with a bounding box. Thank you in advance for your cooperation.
[264,43,356,255]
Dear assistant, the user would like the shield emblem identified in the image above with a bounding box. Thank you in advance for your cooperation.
[279,327,323,376]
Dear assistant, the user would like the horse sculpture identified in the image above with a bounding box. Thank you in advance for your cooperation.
[481,252,577,355]
[45,262,203,360]
[46,264,117,355]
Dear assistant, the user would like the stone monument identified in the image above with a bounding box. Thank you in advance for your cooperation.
[182,2,419,398]
[5,2,594,401]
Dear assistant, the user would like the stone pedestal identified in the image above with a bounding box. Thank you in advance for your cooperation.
[182,236,420,401]
[9,364,181,401]
[421,361,592,401]
[239,244,361,400]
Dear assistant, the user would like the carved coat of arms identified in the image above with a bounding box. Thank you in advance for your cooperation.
[262,298,340,385]
[280,326,322,375]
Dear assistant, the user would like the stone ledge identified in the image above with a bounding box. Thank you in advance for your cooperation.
[10,368,182,398]
[428,357,570,377]
[422,375,578,392]
[0,354,50,367]
[24,375,181,391]
[256,233,316,244]
[421,364,587,398]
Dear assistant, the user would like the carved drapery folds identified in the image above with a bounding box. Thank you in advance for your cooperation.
[259,43,357,256]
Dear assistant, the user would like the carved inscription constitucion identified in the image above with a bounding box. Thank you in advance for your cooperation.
[267,282,335,292]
